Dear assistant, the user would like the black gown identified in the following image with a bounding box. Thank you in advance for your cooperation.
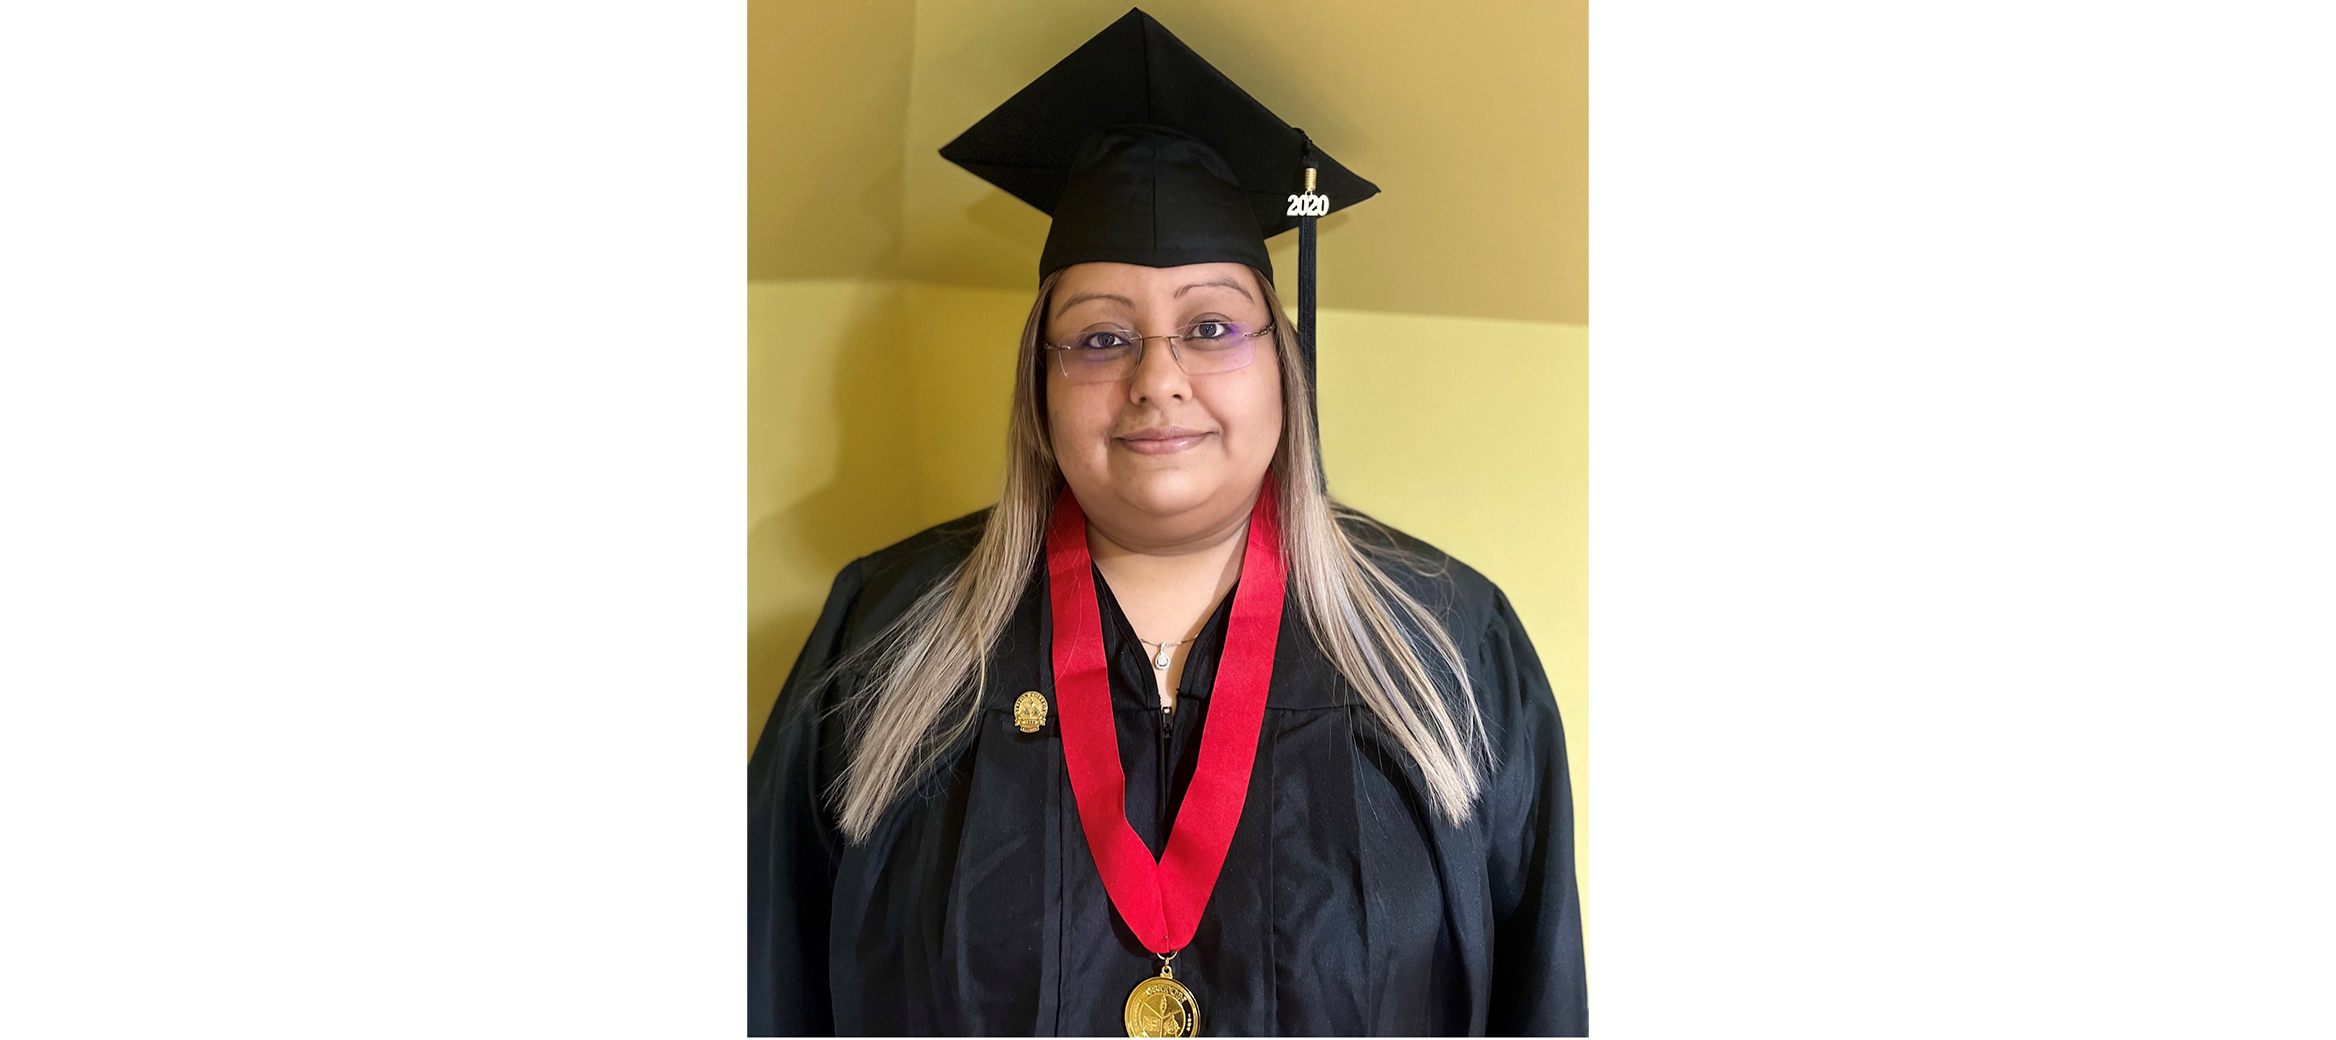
[750,508,1586,1036]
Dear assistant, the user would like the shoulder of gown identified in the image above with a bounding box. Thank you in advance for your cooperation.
[756,506,995,744]
[1331,506,1513,661]
[834,506,995,641]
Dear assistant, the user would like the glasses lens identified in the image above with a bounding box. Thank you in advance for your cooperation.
[1172,321,1261,374]
[1055,329,1138,383]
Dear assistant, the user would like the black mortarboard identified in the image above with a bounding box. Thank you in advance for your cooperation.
[939,7,1376,488]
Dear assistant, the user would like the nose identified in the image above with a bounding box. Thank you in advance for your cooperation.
[1126,334,1191,405]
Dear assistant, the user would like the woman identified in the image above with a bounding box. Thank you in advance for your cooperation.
[752,9,1583,1036]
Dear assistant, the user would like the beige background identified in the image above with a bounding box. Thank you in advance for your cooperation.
[751,0,1587,873]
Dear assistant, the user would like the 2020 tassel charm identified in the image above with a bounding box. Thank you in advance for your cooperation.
[1295,134,1326,495]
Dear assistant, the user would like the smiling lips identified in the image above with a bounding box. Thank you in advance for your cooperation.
[1116,426,1214,456]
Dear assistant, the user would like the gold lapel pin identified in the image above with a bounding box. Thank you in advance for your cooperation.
[1013,690,1049,733]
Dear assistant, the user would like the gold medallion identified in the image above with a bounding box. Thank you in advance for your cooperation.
[1012,690,1048,733]
[1124,962,1199,1037]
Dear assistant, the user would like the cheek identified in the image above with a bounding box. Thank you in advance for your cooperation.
[1046,380,1117,454]
[1203,366,1283,454]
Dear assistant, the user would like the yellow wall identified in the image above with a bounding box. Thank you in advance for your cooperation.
[748,0,917,279]
[750,0,1586,875]
[754,0,1586,324]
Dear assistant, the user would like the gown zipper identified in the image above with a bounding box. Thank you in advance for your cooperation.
[1158,701,1172,843]
[1157,643,1175,840]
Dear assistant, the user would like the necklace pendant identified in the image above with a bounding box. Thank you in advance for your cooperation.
[1153,646,1174,670]
[1124,960,1199,1037]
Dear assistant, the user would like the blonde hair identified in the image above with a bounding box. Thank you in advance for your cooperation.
[827,267,1492,843]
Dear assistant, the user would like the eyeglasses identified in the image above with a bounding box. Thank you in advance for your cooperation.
[1042,320,1274,384]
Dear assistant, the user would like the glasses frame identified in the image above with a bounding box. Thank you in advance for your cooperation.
[1040,320,1277,382]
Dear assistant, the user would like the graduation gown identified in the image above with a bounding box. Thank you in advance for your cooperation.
[750,509,1586,1036]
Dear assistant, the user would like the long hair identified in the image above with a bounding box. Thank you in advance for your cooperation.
[826,267,1493,844]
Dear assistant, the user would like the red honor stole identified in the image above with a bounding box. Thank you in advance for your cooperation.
[1044,476,1286,956]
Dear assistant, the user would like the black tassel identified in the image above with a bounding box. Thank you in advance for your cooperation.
[1296,134,1325,493]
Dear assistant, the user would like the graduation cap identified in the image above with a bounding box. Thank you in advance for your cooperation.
[939,7,1378,491]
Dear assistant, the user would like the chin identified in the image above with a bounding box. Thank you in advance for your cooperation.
[1089,461,1222,517]
[1117,475,1215,517]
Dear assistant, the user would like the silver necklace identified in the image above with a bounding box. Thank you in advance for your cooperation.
[1137,635,1193,671]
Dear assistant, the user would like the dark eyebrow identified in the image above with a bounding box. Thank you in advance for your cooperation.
[1053,291,1136,322]
[1175,277,1253,301]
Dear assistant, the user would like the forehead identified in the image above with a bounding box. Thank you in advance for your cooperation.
[1050,261,1259,314]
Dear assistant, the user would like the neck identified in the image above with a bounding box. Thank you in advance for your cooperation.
[1086,501,1250,559]
[1083,490,1257,631]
